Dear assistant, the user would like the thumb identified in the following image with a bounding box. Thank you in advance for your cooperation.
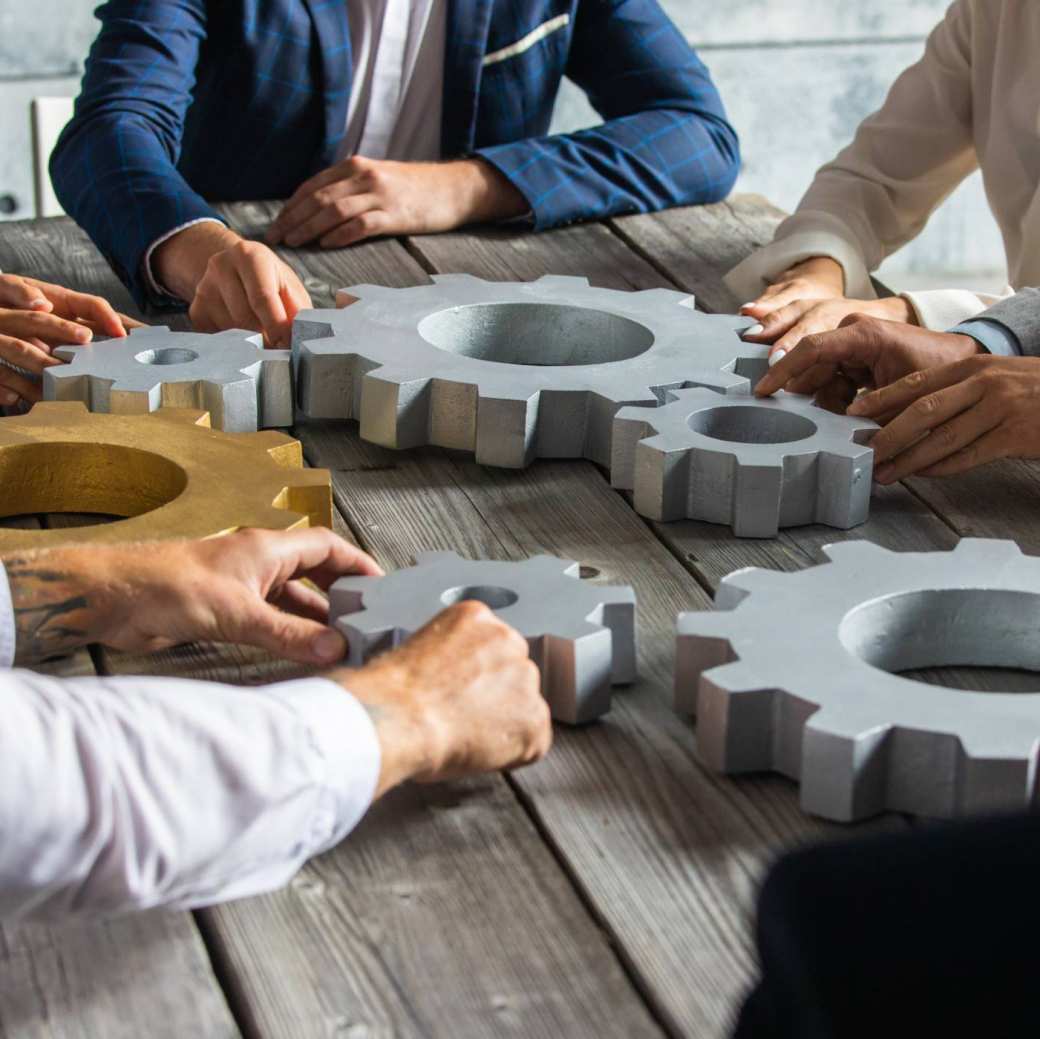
[238,602,348,665]
[0,275,51,312]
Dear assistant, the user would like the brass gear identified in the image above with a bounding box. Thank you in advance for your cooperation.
[0,402,332,551]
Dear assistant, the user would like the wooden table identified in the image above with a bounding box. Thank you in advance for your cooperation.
[2,197,1037,1039]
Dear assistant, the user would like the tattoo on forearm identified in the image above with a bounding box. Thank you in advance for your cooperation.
[5,558,90,664]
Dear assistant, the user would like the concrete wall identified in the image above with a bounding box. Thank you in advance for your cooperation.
[0,0,1007,287]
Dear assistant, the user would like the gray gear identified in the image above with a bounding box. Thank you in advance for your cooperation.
[45,326,293,431]
[292,274,766,468]
[675,539,1040,821]
[329,551,637,723]
[612,388,877,537]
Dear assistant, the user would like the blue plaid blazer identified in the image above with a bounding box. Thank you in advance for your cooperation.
[52,0,739,308]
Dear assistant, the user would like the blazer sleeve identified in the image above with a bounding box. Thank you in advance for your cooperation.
[475,0,740,229]
[966,288,1040,357]
[49,0,225,311]
[726,0,978,307]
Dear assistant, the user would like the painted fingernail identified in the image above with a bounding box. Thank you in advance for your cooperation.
[312,629,345,662]
[30,298,48,310]
[768,348,787,367]
[742,323,765,339]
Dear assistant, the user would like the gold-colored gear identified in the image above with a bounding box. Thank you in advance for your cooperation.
[0,403,332,551]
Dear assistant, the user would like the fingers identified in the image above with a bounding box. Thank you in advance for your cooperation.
[266,160,366,245]
[740,282,807,320]
[0,308,92,347]
[271,580,331,623]
[0,333,64,375]
[0,360,47,405]
[238,527,383,590]
[283,188,376,248]
[0,274,51,312]
[237,601,347,665]
[755,318,881,398]
[319,209,388,248]
[918,428,1011,478]
[847,359,979,419]
[870,378,984,464]
[44,284,128,339]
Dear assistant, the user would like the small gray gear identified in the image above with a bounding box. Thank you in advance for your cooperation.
[612,388,877,537]
[675,539,1040,821]
[329,551,637,723]
[45,326,292,432]
[292,274,766,468]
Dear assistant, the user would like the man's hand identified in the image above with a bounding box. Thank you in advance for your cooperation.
[153,223,312,347]
[335,601,551,797]
[265,156,527,250]
[6,528,382,666]
[754,314,981,412]
[847,355,1040,483]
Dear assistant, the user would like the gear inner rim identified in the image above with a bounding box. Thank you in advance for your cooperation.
[688,404,819,445]
[440,584,520,609]
[417,302,656,367]
[838,588,1040,692]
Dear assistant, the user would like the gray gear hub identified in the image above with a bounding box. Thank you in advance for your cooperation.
[45,326,293,432]
[611,388,877,537]
[329,551,637,723]
[675,539,1040,821]
[292,274,766,468]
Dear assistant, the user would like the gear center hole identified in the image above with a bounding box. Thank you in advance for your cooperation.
[840,588,1040,693]
[689,406,817,445]
[418,303,654,366]
[440,585,520,610]
[135,348,200,366]
[0,443,188,523]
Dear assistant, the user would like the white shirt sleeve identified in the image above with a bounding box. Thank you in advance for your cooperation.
[0,664,380,921]
[725,0,979,315]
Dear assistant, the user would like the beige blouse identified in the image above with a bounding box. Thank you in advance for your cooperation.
[726,0,1039,330]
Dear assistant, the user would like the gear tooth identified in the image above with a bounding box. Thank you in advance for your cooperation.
[952,537,1023,560]
[715,567,788,610]
[534,274,590,288]
[430,273,483,286]
[634,287,697,310]
[413,550,466,567]
[700,659,764,694]
[128,325,172,338]
[45,357,82,376]
[522,554,579,577]
[820,540,891,566]
[52,345,83,364]
[328,575,382,618]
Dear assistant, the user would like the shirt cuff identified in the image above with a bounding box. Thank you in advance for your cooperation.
[261,677,381,851]
[0,563,14,668]
[142,217,227,306]
[952,318,1022,357]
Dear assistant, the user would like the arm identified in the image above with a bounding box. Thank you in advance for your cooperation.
[49,2,308,345]
[956,287,1040,357]
[0,599,548,921]
[49,0,222,311]
[476,0,740,228]
[727,0,978,311]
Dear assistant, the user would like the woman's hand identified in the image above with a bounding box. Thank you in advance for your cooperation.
[848,355,1040,482]
[740,257,918,359]
[0,274,142,338]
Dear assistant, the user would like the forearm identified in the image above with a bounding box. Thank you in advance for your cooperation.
[0,670,378,921]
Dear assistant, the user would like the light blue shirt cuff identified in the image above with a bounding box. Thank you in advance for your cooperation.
[953,319,1022,357]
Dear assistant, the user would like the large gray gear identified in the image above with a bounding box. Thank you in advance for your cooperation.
[45,326,293,431]
[292,274,766,468]
[329,551,637,723]
[675,539,1040,822]
[611,388,877,537]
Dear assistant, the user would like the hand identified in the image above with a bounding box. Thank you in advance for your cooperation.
[337,601,551,797]
[754,314,981,413]
[266,155,527,249]
[741,256,845,332]
[0,308,92,406]
[0,273,141,339]
[847,355,1040,482]
[153,223,312,347]
[6,528,382,666]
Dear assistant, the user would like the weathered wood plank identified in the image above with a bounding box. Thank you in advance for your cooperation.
[609,195,785,314]
[0,914,241,1039]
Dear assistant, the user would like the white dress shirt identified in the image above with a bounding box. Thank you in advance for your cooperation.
[726,1,1036,331]
[145,0,447,299]
[0,563,380,921]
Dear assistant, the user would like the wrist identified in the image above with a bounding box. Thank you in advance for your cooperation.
[785,256,846,296]
[874,295,916,324]
[153,222,241,301]
[447,159,527,226]
[327,664,439,797]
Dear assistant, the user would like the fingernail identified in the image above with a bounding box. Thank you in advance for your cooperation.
[1,391,18,405]
[742,323,765,339]
[874,465,893,484]
[30,298,48,310]
[312,629,345,662]
[847,398,865,414]
[74,327,91,342]
[768,348,787,367]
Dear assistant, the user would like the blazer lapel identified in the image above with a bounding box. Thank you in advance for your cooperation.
[441,0,495,156]
[301,0,354,167]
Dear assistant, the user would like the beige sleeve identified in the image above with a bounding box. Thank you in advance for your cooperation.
[726,0,978,303]
[900,286,1013,330]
